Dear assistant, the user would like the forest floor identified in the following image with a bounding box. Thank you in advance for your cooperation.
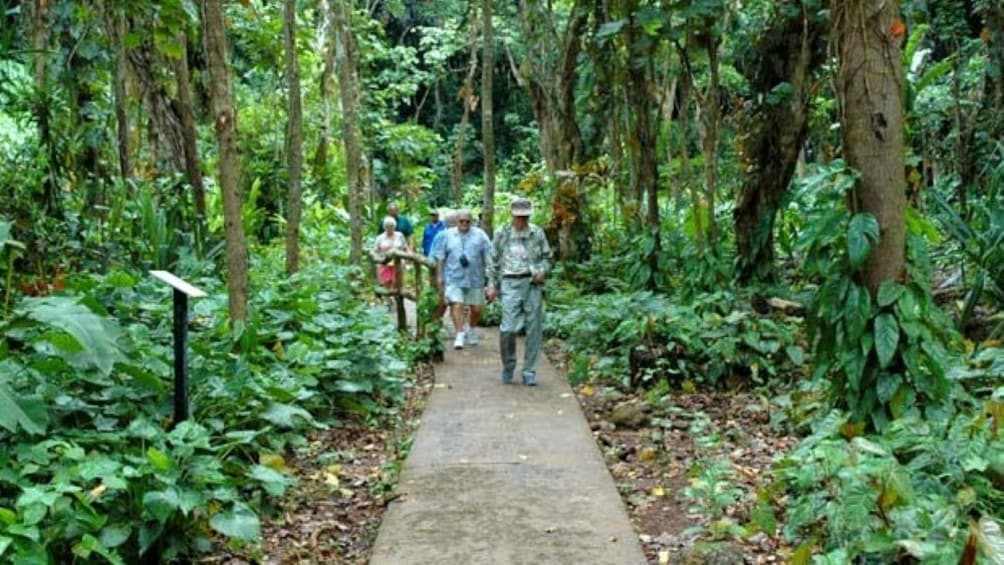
[566,369,801,563]
[217,363,436,564]
[220,339,799,564]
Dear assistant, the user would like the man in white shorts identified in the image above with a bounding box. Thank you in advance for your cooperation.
[434,209,492,349]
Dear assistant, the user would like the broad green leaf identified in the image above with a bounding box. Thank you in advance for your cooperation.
[0,535,11,556]
[143,489,180,522]
[0,382,47,435]
[23,297,124,376]
[785,345,805,366]
[874,314,900,369]
[877,281,905,307]
[263,402,314,428]
[334,379,373,394]
[877,372,901,403]
[146,447,172,472]
[209,503,261,542]
[99,524,131,549]
[72,534,124,565]
[595,19,626,40]
[847,213,879,268]
[248,465,295,497]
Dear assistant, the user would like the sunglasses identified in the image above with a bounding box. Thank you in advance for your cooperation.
[458,219,471,224]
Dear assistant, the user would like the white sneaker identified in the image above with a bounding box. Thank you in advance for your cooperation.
[453,333,465,350]
[465,329,479,345]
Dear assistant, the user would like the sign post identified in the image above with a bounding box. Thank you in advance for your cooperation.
[150,271,206,426]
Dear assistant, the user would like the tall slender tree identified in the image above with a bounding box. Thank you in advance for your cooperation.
[332,0,365,264]
[201,0,249,323]
[172,31,207,219]
[284,0,304,274]
[481,0,496,236]
[833,0,907,293]
[452,14,479,206]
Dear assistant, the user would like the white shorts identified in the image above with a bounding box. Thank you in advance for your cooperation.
[445,286,486,306]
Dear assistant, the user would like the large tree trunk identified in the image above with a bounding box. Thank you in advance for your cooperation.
[481,0,496,236]
[333,0,365,264]
[734,4,825,283]
[202,0,249,323]
[284,0,304,274]
[621,6,660,286]
[452,15,479,206]
[834,0,907,294]
[172,32,207,219]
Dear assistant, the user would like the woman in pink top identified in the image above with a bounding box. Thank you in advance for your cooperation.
[373,216,409,289]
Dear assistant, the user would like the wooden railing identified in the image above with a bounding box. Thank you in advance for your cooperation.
[368,249,437,338]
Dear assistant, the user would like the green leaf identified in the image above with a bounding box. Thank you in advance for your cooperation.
[847,213,880,268]
[143,489,180,522]
[874,314,900,369]
[0,381,47,435]
[263,403,314,428]
[877,372,901,403]
[334,378,373,394]
[0,219,9,251]
[0,535,11,556]
[877,281,905,307]
[23,297,124,376]
[785,345,805,366]
[595,20,626,40]
[209,503,261,542]
[99,524,131,549]
[248,465,295,497]
[146,448,172,472]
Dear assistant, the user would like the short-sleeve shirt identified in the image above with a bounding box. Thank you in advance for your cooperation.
[422,220,445,256]
[435,227,492,288]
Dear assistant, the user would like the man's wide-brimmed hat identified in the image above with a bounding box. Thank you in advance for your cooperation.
[511,197,533,216]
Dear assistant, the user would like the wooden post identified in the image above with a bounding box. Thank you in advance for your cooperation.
[394,256,406,330]
[415,259,425,340]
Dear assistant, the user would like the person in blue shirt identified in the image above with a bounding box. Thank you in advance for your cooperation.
[421,209,445,256]
[434,209,491,350]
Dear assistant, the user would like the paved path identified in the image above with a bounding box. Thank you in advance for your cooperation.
[370,329,646,565]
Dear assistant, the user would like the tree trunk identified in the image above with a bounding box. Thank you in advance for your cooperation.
[481,0,496,236]
[698,40,721,248]
[284,0,304,274]
[201,0,249,323]
[981,3,1004,170]
[453,14,479,206]
[172,32,207,219]
[314,0,336,193]
[27,0,60,216]
[678,52,704,252]
[622,7,660,286]
[734,4,825,283]
[110,7,132,182]
[833,0,907,294]
[333,0,366,264]
[518,0,591,262]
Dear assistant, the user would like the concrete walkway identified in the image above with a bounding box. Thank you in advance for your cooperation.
[370,329,646,565]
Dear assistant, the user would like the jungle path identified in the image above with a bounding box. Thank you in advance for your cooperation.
[369,328,646,564]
